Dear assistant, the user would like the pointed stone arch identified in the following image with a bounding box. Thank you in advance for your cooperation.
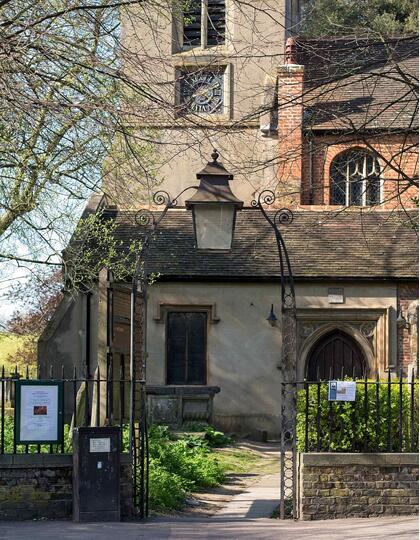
[299,323,375,380]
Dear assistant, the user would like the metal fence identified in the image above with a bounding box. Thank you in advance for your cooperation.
[297,368,419,453]
[0,364,139,455]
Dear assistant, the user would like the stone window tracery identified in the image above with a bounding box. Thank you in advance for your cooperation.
[330,149,382,206]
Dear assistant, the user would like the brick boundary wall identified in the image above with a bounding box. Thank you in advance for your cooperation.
[299,453,419,520]
[0,454,133,520]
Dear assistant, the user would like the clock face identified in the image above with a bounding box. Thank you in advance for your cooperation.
[180,70,224,114]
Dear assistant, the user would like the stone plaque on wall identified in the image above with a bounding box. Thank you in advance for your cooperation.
[328,288,344,304]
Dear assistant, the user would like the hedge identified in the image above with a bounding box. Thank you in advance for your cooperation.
[296,379,419,453]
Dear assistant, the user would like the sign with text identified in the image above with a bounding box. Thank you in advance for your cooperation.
[328,380,356,402]
[90,438,111,453]
[15,381,64,445]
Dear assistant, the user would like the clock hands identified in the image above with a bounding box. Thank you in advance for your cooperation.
[191,81,221,100]
[180,70,223,114]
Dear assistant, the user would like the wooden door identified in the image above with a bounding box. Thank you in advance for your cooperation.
[306,330,366,380]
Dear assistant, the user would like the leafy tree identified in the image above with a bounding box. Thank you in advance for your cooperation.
[301,0,419,37]
[5,271,63,368]
[0,1,157,273]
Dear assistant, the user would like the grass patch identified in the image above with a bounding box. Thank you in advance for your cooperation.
[212,446,278,475]
[147,425,226,511]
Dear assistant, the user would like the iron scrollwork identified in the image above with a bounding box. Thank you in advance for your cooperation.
[253,189,298,519]
[130,184,198,519]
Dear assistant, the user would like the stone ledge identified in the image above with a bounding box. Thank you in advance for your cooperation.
[147,385,220,396]
[0,453,131,468]
[300,453,419,467]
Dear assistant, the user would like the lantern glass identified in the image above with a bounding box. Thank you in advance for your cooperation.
[193,203,236,250]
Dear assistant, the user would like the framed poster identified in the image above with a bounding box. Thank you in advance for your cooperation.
[15,381,64,445]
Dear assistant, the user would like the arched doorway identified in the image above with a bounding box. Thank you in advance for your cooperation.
[306,330,367,380]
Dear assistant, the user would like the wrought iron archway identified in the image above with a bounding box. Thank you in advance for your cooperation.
[129,187,297,519]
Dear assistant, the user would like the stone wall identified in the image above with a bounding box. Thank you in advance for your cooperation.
[299,453,419,520]
[397,283,419,372]
[0,454,133,521]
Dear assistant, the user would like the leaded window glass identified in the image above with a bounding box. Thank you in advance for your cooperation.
[330,150,381,206]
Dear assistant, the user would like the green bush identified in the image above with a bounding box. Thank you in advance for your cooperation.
[149,425,225,487]
[181,421,209,432]
[204,426,232,447]
[148,458,188,511]
[296,380,419,452]
[1,415,71,453]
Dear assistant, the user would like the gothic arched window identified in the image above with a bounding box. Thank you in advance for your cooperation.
[330,149,381,206]
[183,0,226,48]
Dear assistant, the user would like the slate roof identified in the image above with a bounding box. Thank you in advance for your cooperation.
[297,36,419,131]
[112,209,418,280]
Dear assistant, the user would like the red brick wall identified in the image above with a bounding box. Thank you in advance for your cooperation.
[276,65,304,206]
[275,63,418,210]
[300,134,419,209]
[397,283,419,373]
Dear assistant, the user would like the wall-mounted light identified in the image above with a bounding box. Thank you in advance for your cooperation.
[396,309,410,330]
[267,304,277,327]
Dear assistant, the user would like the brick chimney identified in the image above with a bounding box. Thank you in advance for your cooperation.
[276,37,304,206]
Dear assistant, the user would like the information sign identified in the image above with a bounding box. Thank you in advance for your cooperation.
[90,438,111,453]
[15,381,64,444]
[328,380,356,402]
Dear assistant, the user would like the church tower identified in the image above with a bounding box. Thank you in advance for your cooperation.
[111,0,301,206]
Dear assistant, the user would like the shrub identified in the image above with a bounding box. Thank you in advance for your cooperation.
[148,458,188,511]
[296,379,419,452]
[204,426,232,447]
[149,426,225,491]
[1,415,71,453]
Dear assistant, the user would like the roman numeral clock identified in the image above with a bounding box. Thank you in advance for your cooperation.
[180,70,224,114]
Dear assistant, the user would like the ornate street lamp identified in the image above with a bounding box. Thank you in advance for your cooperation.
[185,149,243,250]
[129,151,296,520]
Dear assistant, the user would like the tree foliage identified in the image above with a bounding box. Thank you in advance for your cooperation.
[63,209,142,291]
[5,271,63,367]
[0,1,155,273]
[301,0,419,37]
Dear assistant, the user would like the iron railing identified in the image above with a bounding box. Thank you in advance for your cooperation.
[296,368,419,454]
[0,364,141,455]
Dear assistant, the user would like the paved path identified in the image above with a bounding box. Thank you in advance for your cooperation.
[0,516,417,539]
[214,472,279,519]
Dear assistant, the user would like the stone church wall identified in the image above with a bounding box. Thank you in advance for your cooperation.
[147,280,400,437]
[397,282,419,372]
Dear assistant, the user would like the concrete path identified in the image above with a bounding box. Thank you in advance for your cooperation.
[0,516,417,539]
[214,472,279,519]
